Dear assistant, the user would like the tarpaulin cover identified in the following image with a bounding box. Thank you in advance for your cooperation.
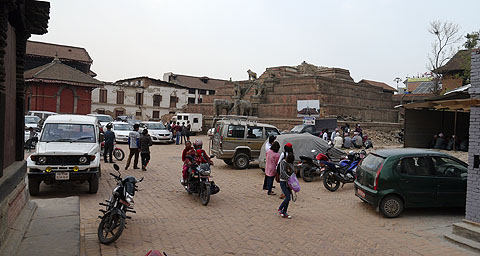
[259,133,346,168]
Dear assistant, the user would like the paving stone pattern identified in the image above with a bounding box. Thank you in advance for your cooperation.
[34,137,474,255]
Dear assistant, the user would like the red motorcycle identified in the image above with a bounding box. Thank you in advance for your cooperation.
[100,142,125,161]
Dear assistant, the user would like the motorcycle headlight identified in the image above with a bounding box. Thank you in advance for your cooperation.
[79,156,88,164]
[126,193,134,205]
[38,156,47,164]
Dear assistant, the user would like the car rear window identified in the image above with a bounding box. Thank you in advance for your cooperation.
[360,154,385,172]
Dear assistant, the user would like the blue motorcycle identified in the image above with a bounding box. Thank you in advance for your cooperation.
[323,150,365,192]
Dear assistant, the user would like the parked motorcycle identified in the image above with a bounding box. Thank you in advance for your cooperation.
[298,149,329,182]
[183,156,219,206]
[97,164,143,244]
[323,150,366,192]
[100,141,125,161]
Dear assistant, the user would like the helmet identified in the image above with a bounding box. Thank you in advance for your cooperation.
[347,150,356,161]
[193,139,203,149]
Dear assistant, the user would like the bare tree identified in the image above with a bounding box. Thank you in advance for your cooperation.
[427,20,462,94]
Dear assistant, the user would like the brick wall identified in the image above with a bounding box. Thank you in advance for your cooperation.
[466,49,480,222]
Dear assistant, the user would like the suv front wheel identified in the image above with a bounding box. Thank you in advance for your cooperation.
[233,153,249,169]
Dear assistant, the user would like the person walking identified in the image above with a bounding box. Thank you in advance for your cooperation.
[263,135,277,190]
[265,141,280,195]
[103,124,115,163]
[175,122,182,145]
[140,129,153,171]
[186,121,192,141]
[277,143,293,199]
[278,153,295,219]
[125,124,141,170]
[181,122,187,144]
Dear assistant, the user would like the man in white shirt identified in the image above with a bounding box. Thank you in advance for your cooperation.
[125,124,141,170]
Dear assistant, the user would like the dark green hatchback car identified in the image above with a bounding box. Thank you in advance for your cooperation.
[354,148,467,218]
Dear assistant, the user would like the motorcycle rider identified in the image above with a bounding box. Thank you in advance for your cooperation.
[193,139,213,165]
[181,141,195,186]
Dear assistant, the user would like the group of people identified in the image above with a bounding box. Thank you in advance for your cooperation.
[103,123,153,171]
[430,133,468,151]
[167,120,192,145]
[262,135,296,219]
[322,124,373,149]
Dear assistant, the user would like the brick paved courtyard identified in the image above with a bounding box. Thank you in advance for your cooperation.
[32,136,475,255]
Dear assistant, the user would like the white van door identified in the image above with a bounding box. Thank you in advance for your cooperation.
[191,114,202,133]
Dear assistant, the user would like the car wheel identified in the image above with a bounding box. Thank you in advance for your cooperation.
[233,153,249,169]
[28,177,40,196]
[380,195,404,218]
[223,159,233,165]
[89,174,99,194]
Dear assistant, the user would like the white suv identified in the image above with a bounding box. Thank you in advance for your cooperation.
[27,115,101,195]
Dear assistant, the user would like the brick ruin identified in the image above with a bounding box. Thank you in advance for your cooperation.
[187,62,398,129]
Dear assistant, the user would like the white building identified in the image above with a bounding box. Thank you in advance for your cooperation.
[163,72,226,104]
[91,76,188,121]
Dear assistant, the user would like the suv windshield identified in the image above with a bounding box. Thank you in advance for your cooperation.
[291,125,303,133]
[40,123,96,143]
[25,116,40,124]
[96,115,113,122]
[145,123,165,130]
[114,124,131,131]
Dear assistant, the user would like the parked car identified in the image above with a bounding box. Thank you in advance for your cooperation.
[354,148,468,218]
[211,118,280,169]
[25,115,41,129]
[26,110,57,120]
[26,115,102,195]
[140,121,173,143]
[87,114,114,128]
[111,121,132,143]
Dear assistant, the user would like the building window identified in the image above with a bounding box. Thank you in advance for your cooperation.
[188,88,196,94]
[199,89,207,95]
[136,111,142,117]
[170,96,178,108]
[209,90,215,95]
[198,97,203,103]
[136,92,143,105]
[117,91,124,104]
[188,97,196,104]
[153,111,160,119]
[193,118,199,123]
[153,94,162,106]
[115,109,124,117]
[99,89,107,103]
[97,109,105,114]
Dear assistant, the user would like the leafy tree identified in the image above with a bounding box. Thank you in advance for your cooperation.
[427,20,462,95]
[464,31,479,49]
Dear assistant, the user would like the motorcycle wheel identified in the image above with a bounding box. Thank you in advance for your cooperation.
[200,183,211,206]
[113,148,125,161]
[97,212,125,245]
[323,172,340,192]
[300,164,314,182]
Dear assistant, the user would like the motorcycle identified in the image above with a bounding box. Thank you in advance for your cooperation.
[298,149,329,182]
[97,164,143,244]
[183,156,219,206]
[100,141,125,161]
[323,150,366,192]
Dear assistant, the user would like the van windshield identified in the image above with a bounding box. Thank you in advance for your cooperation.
[40,123,96,143]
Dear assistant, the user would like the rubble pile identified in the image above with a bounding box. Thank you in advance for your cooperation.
[364,129,402,146]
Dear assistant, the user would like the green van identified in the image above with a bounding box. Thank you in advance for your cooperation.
[354,148,467,218]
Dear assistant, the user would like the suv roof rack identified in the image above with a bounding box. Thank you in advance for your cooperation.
[212,115,258,127]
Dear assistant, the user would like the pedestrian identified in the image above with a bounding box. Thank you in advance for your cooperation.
[175,122,182,145]
[166,121,172,132]
[333,132,343,148]
[186,120,192,141]
[343,133,353,149]
[265,141,280,195]
[263,135,277,190]
[330,128,339,142]
[278,153,295,219]
[277,143,293,199]
[103,124,115,163]
[355,123,363,137]
[181,122,186,144]
[125,124,141,170]
[322,129,329,141]
[139,129,153,171]
[434,133,446,149]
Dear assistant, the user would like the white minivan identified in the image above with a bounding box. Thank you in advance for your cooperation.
[27,115,101,195]
[26,110,57,120]
[176,113,203,134]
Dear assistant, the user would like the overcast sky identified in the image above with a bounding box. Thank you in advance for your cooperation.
[31,0,479,89]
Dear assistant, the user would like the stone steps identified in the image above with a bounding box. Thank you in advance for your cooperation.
[445,220,480,252]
